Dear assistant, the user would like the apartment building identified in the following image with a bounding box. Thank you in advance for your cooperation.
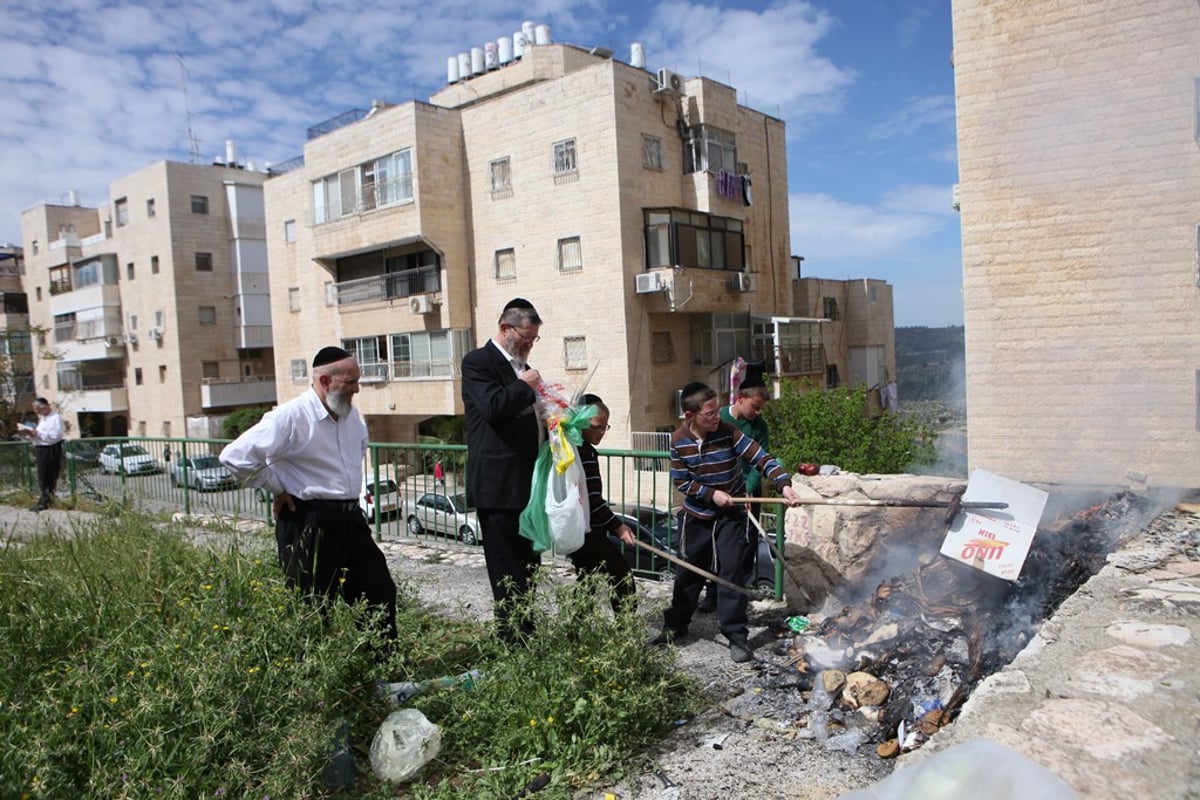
[266,40,842,446]
[793,276,896,392]
[0,245,34,421]
[20,160,275,439]
[951,0,1200,488]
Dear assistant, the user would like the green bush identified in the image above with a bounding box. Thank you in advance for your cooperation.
[764,379,937,474]
[0,515,698,799]
[221,407,270,439]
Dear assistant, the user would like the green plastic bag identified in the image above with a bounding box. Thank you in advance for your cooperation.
[519,404,597,553]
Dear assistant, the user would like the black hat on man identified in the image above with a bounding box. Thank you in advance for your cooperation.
[312,346,352,367]
[681,382,710,402]
[740,361,768,390]
[504,297,536,311]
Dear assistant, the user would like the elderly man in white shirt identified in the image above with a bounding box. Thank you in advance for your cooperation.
[18,397,64,512]
[220,346,397,641]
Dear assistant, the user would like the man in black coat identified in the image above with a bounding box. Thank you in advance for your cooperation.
[462,298,543,643]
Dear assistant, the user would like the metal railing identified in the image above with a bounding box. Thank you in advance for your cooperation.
[0,437,785,596]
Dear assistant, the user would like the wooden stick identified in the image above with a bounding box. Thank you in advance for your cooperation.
[737,497,1008,510]
[627,538,754,597]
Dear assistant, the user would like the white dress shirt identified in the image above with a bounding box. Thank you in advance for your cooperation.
[219,389,367,500]
[31,410,64,446]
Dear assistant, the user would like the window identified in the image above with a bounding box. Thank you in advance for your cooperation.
[284,219,296,243]
[155,310,165,328]
[126,262,135,280]
[823,297,839,321]
[150,256,159,274]
[53,313,76,343]
[826,364,840,388]
[552,138,577,176]
[324,281,336,306]
[146,198,156,218]
[288,287,300,312]
[159,365,167,383]
[557,237,583,273]
[198,306,217,325]
[290,359,307,381]
[389,329,470,379]
[31,240,38,255]
[644,208,744,271]
[684,125,737,174]
[191,195,209,214]
[343,336,388,382]
[114,198,129,227]
[691,313,750,368]
[35,287,42,302]
[134,368,143,386]
[564,336,588,371]
[195,252,213,272]
[494,248,516,280]
[128,314,138,331]
[643,135,663,170]
[490,157,512,198]
[202,361,219,380]
[365,149,413,209]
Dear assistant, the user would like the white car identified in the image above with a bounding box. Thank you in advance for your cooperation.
[98,443,162,475]
[170,455,237,491]
[360,470,404,520]
[404,490,481,545]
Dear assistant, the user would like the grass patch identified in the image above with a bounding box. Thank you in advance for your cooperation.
[0,511,699,798]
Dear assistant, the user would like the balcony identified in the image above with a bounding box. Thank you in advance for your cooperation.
[201,375,277,409]
[235,325,273,349]
[72,384,129,413]
[50,282,121,316]
[334,265,440,307]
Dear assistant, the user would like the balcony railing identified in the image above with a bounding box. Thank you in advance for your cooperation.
[200,375,277,409]
[311,175,414,226]
[334,265,440,307]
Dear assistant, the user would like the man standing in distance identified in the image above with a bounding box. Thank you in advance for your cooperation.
[220,346,397,640]
[19,397,64,512]
[462,298,543,643]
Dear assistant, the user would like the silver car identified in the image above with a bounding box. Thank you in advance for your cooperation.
[405,491,481,545]
[170,455,237,491]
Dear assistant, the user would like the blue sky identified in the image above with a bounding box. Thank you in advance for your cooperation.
[0,0,963,326]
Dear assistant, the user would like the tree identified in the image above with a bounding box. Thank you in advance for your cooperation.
[763,379,937,475]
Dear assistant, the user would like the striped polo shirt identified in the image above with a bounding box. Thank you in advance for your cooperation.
[670,420,791,521]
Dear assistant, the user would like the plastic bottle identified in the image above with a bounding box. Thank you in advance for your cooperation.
[377,669,483,706]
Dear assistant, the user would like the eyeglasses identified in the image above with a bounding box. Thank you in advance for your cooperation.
[510,326,540,344]
[695,409,721,420]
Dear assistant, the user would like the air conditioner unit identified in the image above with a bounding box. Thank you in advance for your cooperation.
[147,328,163,341]
[732,272,758,292]
[408,294,435,314]
[655,68,683,93]
[105,336,121,347]
[123,332,137,344]
[635,272,665,294]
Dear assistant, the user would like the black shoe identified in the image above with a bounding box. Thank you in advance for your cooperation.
[29,505,44,513]
[696,595,717,613]
[648,626,687,647]
[729,638,754,663]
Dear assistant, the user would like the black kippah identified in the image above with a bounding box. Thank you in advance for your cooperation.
[503,297,535,311]
[681,382,710,400]
[312,346,352,367]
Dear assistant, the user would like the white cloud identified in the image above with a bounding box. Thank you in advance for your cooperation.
[867,94,955,141]
[790,192,946,263]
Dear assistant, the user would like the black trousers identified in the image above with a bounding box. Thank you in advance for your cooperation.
[34,443,63,510]
[664,512,753,642]
[275,503,397,640]
[568,531,636,614]
[479,508,541,643]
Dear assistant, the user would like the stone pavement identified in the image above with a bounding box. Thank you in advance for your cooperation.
[896,506,1200,799]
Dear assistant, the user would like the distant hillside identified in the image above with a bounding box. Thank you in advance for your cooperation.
[895,325,965,406]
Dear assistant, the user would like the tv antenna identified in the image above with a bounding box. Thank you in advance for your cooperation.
[175,52,201,163]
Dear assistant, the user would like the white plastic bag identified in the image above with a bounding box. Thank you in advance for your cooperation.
[544,451,587,555]
[369,708,442,783]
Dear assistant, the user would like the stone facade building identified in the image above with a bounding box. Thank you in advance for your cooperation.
[952,0,1200,488]
[20,160,275,439]
[267,41,864,447]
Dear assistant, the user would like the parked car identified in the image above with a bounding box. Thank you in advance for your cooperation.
[65,440,102,469]
[360,469,404,520]
[98,443,162,475]
[169,455,237,491]
[608,510,679,577]
[404,490,481,545]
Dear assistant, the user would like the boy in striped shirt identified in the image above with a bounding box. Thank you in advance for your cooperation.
[652,382,800,663]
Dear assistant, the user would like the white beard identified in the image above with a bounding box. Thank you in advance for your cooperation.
[327,389,353,419]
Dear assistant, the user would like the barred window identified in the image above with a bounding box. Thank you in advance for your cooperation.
[288,287,300,312]
[552,138,577,175]
[490,157,512,198]
[642,135,663,170]
[557,237,582,272]
[290,359,307,381]
[564,336,587,371]
[495,248,516,280]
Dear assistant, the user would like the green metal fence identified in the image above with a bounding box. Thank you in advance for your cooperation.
[1,437,785,597]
